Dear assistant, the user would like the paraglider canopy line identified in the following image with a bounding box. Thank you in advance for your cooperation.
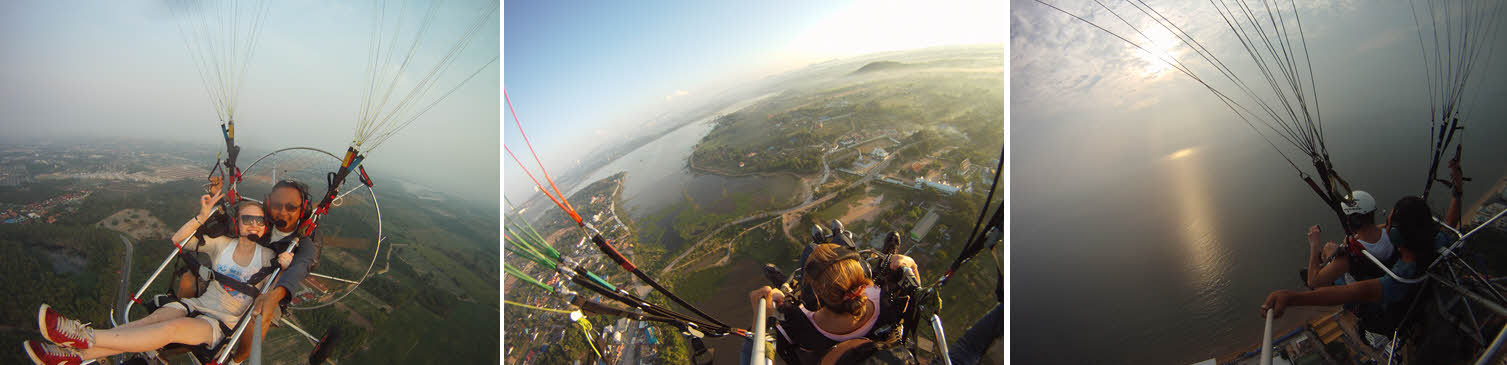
[352,0,499,156]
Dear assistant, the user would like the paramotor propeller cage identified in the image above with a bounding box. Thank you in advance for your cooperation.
[242,147,386,310]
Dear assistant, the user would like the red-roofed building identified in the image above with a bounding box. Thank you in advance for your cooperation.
[303,276,332,293]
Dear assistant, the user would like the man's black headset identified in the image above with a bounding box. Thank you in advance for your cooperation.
[799,244,873,312]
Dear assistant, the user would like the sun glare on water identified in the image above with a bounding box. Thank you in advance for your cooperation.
[1166,147,1196,160]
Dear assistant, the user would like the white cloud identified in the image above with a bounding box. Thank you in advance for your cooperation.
[1011,0,1362,120]
[664,89,690,101]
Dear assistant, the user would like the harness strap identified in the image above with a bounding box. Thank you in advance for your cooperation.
[1344,235,1364,257]
[182,307,235,340]
[175,249,279,299]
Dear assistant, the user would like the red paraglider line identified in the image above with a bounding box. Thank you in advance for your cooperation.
[505,145,582,225]
[505,90,580,221]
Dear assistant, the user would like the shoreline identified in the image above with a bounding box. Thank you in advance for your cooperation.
[1462,167,1507,226]
[685,151,811,180]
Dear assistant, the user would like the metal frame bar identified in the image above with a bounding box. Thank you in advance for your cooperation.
[1260,310,1274,365]
[332,184,369,205]
[1445,254,1507,304]
[1432,208,1507,270]
[1476,323,1507,365]
[113,235,197,327]
[1432,273,1507,317]
[751,297,767,365]
[213,238,303,363]
[248,315,265,364]
[308,272,361,285]
[1446,262,1489,345]
[113,235,134,326]
[279,318,319,344]
[931,314,953,365]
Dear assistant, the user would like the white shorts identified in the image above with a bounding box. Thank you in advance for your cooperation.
[161,301,226,348]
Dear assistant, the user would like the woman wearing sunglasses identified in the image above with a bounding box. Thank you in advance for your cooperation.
[23,188,292,364]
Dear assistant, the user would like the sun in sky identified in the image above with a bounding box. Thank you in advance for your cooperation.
[1132,26,1183,78]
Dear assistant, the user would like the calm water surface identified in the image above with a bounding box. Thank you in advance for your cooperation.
[1012,104,1507,364]
[565,117,800,252]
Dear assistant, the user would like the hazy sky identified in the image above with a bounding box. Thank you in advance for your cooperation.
[0,1,500,204]
[1012,0,1507,182]
[503,0,1005,203]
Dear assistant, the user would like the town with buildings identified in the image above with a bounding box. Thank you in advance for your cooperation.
[0,141,213,225]
[503,173,664,364]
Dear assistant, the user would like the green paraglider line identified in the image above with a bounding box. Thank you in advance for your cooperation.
[505,197,558,255]
[504,263,553,293]
[503,233,555,269]
[505,225,559,261]
[504,224,728,333]
[504,215,560,260]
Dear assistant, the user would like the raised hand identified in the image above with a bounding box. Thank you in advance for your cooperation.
[198,190,225,219]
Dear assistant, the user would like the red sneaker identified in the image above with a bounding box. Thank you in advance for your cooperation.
[22,340,82,365]
[36,304,92,350]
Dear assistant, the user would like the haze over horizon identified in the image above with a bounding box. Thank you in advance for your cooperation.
[503,0,1004,205]
[0,1,500,204]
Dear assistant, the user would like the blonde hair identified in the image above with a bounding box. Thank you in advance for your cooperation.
[806,244,873,318]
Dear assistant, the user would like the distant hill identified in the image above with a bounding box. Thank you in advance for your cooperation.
[850,60,912,75]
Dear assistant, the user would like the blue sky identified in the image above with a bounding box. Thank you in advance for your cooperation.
[503,0,1006,202]
[0,1,500,203]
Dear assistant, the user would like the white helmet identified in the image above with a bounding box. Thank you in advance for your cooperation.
[1341,190,1376,215]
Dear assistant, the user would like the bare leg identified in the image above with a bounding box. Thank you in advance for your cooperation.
[81,317,214,359]
[115,306,188,330]
[75,345,131,360]
[1321,242,1339,260]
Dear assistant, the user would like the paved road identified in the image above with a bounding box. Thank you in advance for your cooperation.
[609,181,629,233]
[817,150,831,186]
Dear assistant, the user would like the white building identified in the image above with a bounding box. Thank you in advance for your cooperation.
[870,147,887,159]
[915,177,960,195]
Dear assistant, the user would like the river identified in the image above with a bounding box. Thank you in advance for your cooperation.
[563,109,800,253]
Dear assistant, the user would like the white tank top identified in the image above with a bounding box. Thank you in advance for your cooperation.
[182,239,270,325]
[1358,229,1394,262]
